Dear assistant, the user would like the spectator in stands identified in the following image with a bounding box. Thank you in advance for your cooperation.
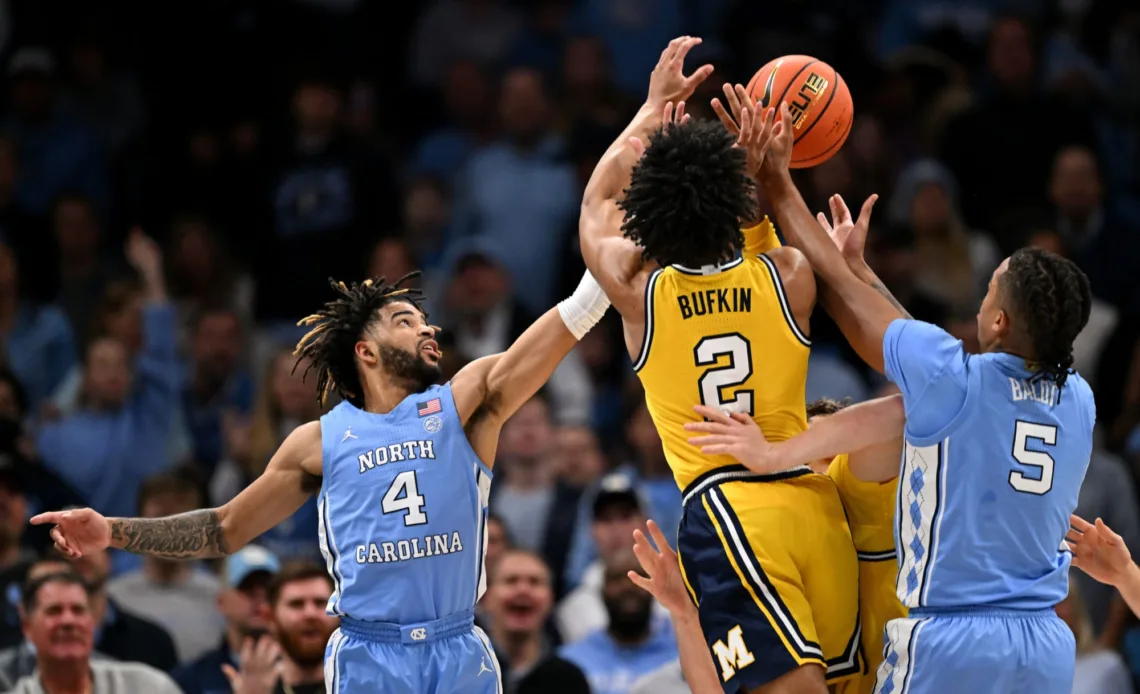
[408,59,496,183]
[410,0,521,86]
[484,549,590,693]
[37,231,182,526]
[58,544,178,671]
[548,424,605,491]
[7,570,180,693]
[211,348,322,562]
[490,393,581,598]
[449,66,577,317]
[182,306,254,477]
[2,47,109,219]
[0,557,76,682]
[398,176,453,273]
[173,545,280,694]
[0,136,47,289]
[557,473,668,644]
[49,194,118,341]
[165,216,255,344]
[219,562,338,694]
[565,400,681,591]
[0,241,76,405]
[106,470,223,663]
[560,549,678,694]
[367,238,415,289]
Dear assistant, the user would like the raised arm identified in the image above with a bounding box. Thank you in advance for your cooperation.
[757,104,905,372]
[32,422,322,559]
[451,270,611,462]
[580,37,712,316]
[685,396,905,478]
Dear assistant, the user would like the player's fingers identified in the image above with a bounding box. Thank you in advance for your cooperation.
[685,65,714,89]
[1064,528,1083,546]
[671,36,700,68]
[833,194,854,225]
[30,512,66,525]
[627,136,646,158]
[699,444,732,456]
[221,664,238,685]
[627,570,655,594]
[817,212,833,233]
[710,99,739,134]
[675,100,686,124]
[1096,518,1124,545]
[662,36,686,65]
[646,520,671,555]
[737,106,753,143]
[692,404,735,424]
[630,537,659,576]
[682,420,729,434]
[728,412,755,426]
[828,195,845,226]
[50,527,75,555]
[722,83,742,119]
[859,194,879,224]
[687,435,735,448]
[1070,514,1093,532]
[662,101,675,128]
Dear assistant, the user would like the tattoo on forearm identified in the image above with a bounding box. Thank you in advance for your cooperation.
[109,510,229,559]
[870,280,913,319]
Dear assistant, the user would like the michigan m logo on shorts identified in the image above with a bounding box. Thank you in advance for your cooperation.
[712,625,756,681]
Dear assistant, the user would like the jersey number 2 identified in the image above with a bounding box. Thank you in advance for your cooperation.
[1009,421,1058,495]
[382,470,428,526]
[694,334,754,415]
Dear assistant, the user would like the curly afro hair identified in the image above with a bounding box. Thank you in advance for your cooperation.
[617,119,757,268]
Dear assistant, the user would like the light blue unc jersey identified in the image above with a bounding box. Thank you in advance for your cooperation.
[316,383,492,623]
[884,320,1095,610]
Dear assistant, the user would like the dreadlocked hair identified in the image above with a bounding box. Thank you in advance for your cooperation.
[618,118,757,268]
[293,272,426,407]
[1000,247,1091,400]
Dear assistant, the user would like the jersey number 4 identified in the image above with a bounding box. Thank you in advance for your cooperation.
[1009,421,1058,496]
[382,470,429,526]
[694,334,754,415]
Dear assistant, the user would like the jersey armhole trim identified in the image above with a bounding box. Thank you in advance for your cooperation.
[757,254,811,347]
[633,268,664,372]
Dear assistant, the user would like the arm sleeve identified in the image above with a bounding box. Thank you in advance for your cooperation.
[883,319,969,441]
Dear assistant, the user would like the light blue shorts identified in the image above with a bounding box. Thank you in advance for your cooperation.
[875,608,1075,694]
[324,611,502,694]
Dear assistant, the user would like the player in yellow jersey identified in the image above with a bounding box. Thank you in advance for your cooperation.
[686,396,909,694]
[579,36,861,693]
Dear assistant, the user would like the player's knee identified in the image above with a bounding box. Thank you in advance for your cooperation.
[745,663,828,694]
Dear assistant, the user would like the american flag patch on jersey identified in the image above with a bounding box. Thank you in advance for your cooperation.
[417,398,442,417]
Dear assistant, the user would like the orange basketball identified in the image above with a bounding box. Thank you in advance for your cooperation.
[745,55,853,168]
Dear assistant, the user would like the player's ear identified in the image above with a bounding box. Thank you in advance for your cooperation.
[355,340,378,365]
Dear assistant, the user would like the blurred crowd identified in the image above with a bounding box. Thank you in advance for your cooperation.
[0,0,1138,692]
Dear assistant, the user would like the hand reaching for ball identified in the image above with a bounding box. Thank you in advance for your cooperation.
[647,37,714,108]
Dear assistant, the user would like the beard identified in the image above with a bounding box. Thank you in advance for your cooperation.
[378,344,442,392]
[276,622,335,669]
[603,593,653,641]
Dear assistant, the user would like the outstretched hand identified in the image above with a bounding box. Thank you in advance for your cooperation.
[1067,514,1135,587]
[647,37,714,107]
[684,405,782,473]
[29,508,111,558]
[628,520,692,615]
[734,103,777,179]
[817,194,878,262]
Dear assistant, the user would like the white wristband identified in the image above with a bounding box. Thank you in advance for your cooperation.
[558,271,611,340]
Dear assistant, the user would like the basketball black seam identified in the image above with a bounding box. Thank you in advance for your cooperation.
[772,58,818,127]
[791,82,852,166]
[793,65,838,145]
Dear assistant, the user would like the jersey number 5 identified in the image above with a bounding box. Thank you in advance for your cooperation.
[1009,421,1058,495]
[694,334,754,415]
[382,470,429,526]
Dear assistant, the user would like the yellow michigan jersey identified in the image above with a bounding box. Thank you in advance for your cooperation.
[828,454,908,694]
[636,219,863,689]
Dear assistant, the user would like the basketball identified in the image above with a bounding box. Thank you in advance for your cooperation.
[745,55,853,168]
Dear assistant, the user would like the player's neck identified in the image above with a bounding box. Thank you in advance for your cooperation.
[361,376,415,415]
[280,656,323,687]
[38,658,91,694]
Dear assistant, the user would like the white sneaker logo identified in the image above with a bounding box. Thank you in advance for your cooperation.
[341,428,357,443]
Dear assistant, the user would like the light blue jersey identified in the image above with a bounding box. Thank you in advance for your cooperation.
[884,319,1094,610]
[317,383,492,624]
[875,319,1093,694]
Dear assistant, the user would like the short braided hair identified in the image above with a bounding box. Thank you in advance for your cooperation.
[1000,247,1091,397]
[618,119,756,268]
[293,273,427,407]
